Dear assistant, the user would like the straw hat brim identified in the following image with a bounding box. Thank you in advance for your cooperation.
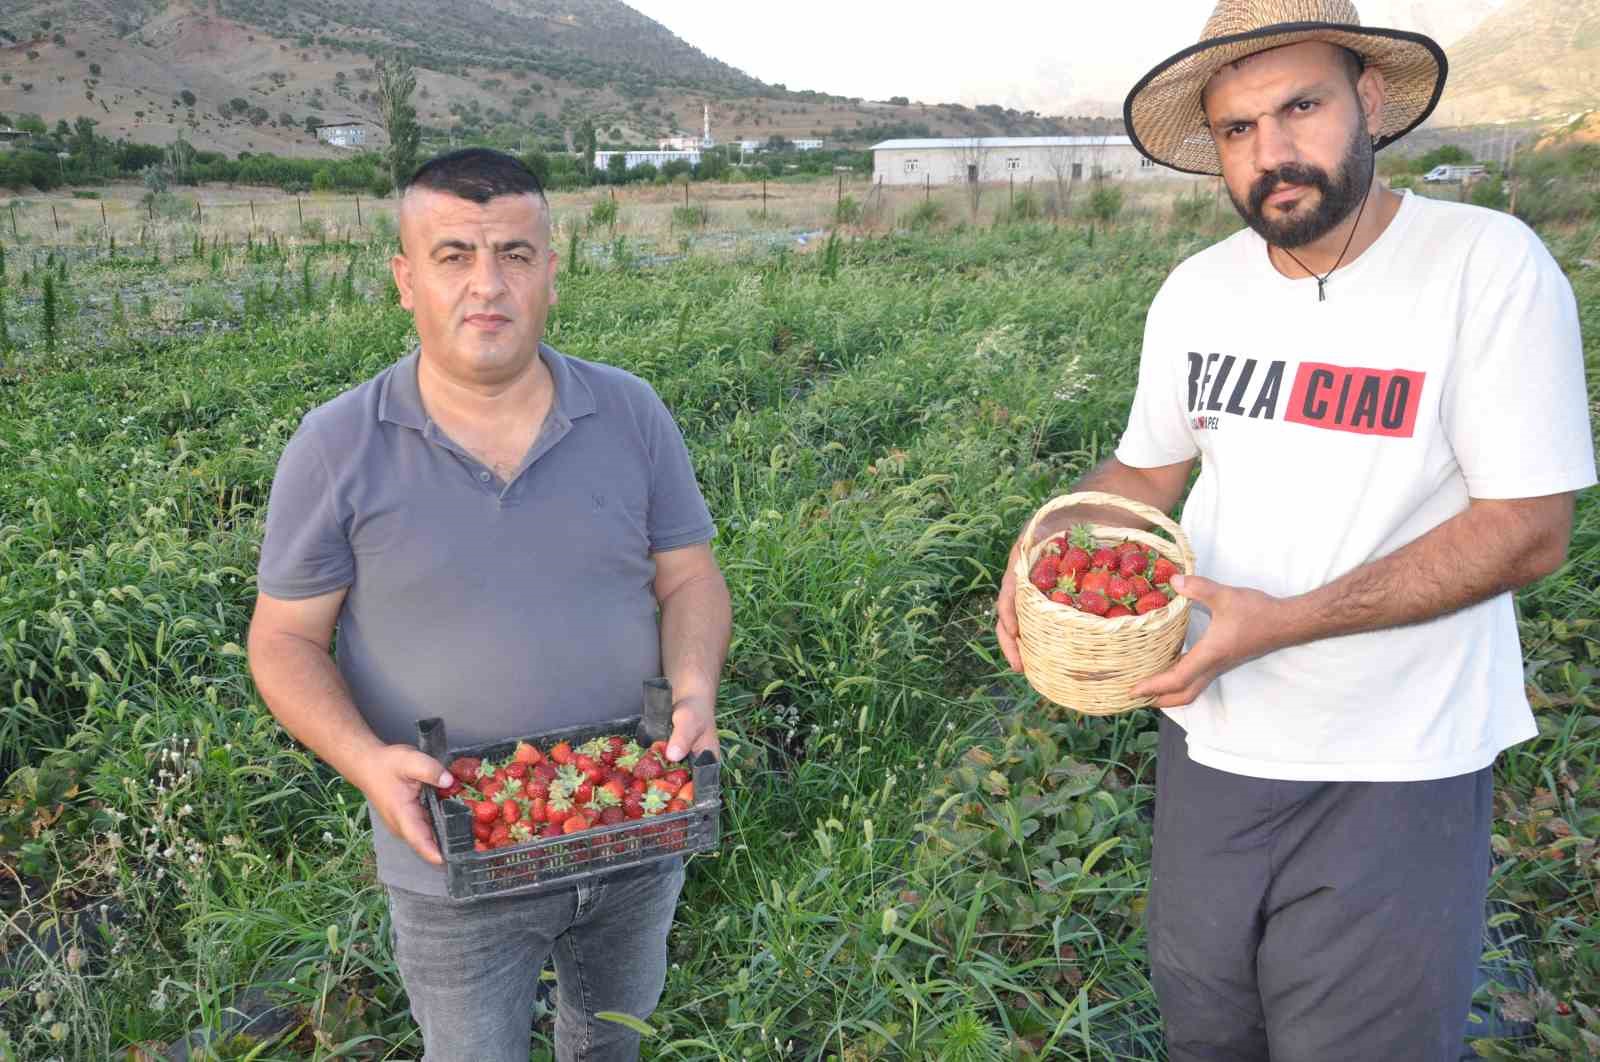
[1123,23,1448,176]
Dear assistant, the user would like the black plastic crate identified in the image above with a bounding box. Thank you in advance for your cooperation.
[417,700,721,901]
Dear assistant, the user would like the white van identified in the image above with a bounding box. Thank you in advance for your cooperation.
[1423,164,1488,183]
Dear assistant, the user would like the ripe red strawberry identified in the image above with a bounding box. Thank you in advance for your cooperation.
[549,741,574,766]
[473,800,500,824]
[508,821,534,844]
[605,769,631,790]
[663,768,691,790]
[532,762,557,784]
[540,822,563,839]
[1061,525,1095,576]
[1152,557,1178,585]
[1130,575,1153,596]
[601,735,625,766]
[1135,590,1171,615]
[598,806,626,826]
[1055,567,1080,593]
[649,741,669,759]
[666,798,689,813]
[1115,539,1144,555]
[489,823,510,848]
[474,840,488,853]
[1106,574,1133,600]
[575,782,594,804]
[1048,590,1072,605]
[504,761,528,781]
[1118,550,1148,578]
[471,819,493,842]
[438,777,463,799]
[500,799,522,824]
[600,778,627,803]
[1106,604,1133,618]
[1029,554,1061,593]
[623,794,645,819]
[480,778,503,800]
[545,794,575,827]
[1077,591,1111,615]
[528,796,547,823]
[677,781,695,803]
[628,778,646,797]
[524,779,549,801]
[648,777,678,797]
[448,757,482,784]
[512,741,542,766]
[1091,547,1117,569]
[1079,570,1111,595]
[562,814,592,835]
[632,755,664,781]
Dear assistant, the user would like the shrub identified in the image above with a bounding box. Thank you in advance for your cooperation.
[1084,183,1125,224]
[672,203,709,229]
[589,195,618,229]
[834,194,863,225]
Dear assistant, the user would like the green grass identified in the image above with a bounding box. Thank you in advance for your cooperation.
[1,212,1597,1060]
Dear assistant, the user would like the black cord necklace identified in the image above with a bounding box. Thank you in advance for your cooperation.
[1274,179,1374,302]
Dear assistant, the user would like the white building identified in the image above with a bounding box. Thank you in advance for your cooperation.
[595,149,701,171]
[871,136,1159,186]
[792,138,824,151]
[315,120,368,148]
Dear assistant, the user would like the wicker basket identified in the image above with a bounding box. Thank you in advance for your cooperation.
[1012,491,1195,716]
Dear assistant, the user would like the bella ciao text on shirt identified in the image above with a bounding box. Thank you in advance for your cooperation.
[1185,352,1425,439]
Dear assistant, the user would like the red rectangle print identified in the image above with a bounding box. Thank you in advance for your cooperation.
[1283,362,1425,438]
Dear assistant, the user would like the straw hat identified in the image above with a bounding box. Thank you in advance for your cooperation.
[1123,0,1447,176]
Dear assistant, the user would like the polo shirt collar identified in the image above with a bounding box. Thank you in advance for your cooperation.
[378,343,596,430]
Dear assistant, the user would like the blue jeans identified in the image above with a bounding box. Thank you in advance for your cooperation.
[385,857,685,1062]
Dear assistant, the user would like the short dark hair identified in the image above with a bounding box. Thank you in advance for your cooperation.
[1336,46,1366,90]
[403,148,546,205]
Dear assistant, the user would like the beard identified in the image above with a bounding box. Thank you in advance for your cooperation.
[1229,124,1374,249]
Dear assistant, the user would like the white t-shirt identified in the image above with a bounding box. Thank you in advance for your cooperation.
[1115,190,1596,782]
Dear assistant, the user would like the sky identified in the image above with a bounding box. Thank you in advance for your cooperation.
[625,1,1507,117]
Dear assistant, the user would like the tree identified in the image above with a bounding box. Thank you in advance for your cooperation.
[88,62,101,77]
[1043,143,1080,219]
[955,137,992,218]
[577,117,598,181]
[180,89,196,107]
[375,52,420,192]
[606,151,627,183]
[70,116,101,170]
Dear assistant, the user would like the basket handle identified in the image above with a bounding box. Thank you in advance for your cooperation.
[1015,491,1196,583]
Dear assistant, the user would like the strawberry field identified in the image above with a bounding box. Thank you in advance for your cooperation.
[1,209,1597,1060]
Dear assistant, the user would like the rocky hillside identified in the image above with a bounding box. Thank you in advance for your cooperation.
[0,0,1110,158]
[1432,0,1600,125]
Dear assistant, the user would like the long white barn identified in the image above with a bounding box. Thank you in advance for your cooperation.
[871,136,1161,187]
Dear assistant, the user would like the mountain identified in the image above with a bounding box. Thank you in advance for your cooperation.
[1431,0,1600,125]
[0,0,1102,159]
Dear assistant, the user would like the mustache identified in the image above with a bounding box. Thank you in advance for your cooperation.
[1248,163,1333,215]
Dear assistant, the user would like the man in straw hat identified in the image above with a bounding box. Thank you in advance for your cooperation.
[996,1,1595,1057]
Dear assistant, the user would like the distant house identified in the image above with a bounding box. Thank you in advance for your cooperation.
[792,138,824,152]
[870,136,1159,186]
[737,139,762,152]
[0,127,26,151]
[315,120,368,149]
[595,149,701,172]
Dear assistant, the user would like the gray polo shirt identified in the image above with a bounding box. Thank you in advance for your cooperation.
[257,344,715,895]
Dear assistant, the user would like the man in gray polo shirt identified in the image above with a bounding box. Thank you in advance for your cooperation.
[247,148,731,1062]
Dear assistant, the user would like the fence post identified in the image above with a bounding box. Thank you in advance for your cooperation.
[683,180,689,208]
[356,195,363,228]
[195,200,202,226]
[1010,172,1015,210]
[297,196,304,226]
[12,202,19,236]
[925,173,930,202]
[250,199,256,226]
[837,173,843,207]
[761,178,767,218]
[101,199,108,238]
[52,204,60,235]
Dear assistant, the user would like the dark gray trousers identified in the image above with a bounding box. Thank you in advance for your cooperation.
[1149,717,1492,1062]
